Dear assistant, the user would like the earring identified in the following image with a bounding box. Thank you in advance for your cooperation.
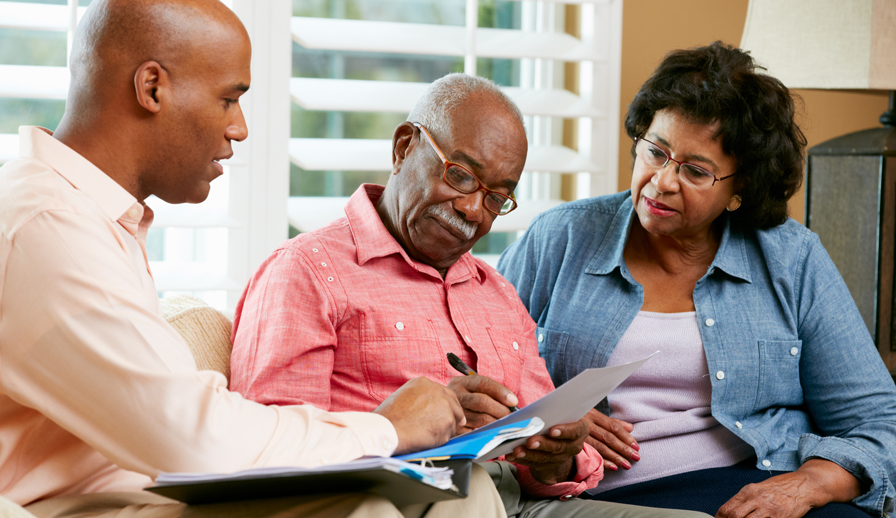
[727,195,742,212]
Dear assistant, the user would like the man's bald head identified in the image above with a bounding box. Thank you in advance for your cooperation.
[68,0,247,117]
[55,0,251,204]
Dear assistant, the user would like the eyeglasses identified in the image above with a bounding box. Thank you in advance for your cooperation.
[635,137,736,190]
[412,122,518,216]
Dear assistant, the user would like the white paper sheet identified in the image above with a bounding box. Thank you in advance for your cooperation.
[474,351,658,461]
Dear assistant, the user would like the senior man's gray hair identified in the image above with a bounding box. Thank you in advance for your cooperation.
[407,73,525,139]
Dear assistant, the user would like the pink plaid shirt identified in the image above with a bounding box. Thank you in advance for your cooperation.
[231,184,603,498]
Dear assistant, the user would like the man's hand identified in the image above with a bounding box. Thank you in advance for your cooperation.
[716,459,861,518]
[373,377,466,455]
[505,418,589,485]
[447,374,519,434]
[583,408,639,470]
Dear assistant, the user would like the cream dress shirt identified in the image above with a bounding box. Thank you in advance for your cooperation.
[0,127,398,506]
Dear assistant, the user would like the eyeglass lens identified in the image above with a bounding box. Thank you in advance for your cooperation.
[444,165,515,215]
[637,139,717,189]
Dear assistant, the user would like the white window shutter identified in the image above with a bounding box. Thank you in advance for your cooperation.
[1,0,621,308]
[283,0,622,261]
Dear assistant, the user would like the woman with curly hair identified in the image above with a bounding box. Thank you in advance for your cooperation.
[498,41,896,518]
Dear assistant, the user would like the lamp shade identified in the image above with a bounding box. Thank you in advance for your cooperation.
[740,0,896,90]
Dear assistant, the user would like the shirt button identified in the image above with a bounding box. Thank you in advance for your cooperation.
[327,276,334,282]
[464,335,471,342]
[735,421,743,429]
[512,341,519,350]
[395,322,404,331]
[128,207,139,218]
[312,248,319,252]
[501,283,506,287]
[762,459,772,468]
[382,438,393,450]
[560,495,572,501]
[715,371,725,380]
[320,262,327,267]
[790,347,798,356]
[705,318,715,327]
[538,334,544,343]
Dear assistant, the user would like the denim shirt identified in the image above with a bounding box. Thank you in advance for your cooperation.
[497,191,896,517]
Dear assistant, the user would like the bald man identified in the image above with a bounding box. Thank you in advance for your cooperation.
[0,1,506,517]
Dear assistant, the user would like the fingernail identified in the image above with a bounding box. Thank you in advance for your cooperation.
[605,463,618,471]
[621,460,632,469]
[631,442,640,451]
[507,393,519,407]
[631,451,641,461]
[517,451,526,458]
[550,429,561,437]
[530,441,540,449]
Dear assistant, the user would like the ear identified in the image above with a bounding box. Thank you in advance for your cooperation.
[391,122,416,175]
[133,60,168,114]
[726,194,742,212]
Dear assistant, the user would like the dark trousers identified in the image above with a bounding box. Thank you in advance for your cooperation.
[583,459,871,517]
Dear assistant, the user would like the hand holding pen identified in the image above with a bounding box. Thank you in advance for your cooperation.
[446,352,520,432]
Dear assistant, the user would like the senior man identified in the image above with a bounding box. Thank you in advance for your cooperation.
[230,73,710,518]
[0,2,506,517]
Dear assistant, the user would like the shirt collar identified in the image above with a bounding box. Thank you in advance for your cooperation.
[710,217,752,283]
[585,191,752,283]
[585,196,634,276]
[19,126,144,232]
[344,184,487,284]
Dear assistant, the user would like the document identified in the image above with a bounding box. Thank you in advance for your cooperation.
[396,417,544,462]
[147,457,468,507]
[472,352,657,461]
[154,457,452,489]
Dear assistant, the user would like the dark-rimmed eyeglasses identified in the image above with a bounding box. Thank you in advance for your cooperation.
[412,122,518,216]
[635,137,735,190]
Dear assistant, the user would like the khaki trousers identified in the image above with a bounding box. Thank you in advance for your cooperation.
[484,461,712,518]
[25,464,506,518]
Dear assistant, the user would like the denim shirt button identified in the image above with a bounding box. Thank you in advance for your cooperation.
[790,347,798,356]
[762,459,772,468]
[705,318,715,327]
[538,333,545,343]
[735,421,743,428]
[715,371,725,380]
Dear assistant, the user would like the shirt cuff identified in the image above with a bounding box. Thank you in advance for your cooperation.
[798,433,893,517]
[513,443,604,499]
[337,411,400,457]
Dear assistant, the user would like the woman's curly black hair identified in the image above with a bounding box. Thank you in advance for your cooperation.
[624,41,807,230]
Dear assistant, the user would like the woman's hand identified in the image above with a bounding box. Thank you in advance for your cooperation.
[716,459,861,518]
[582,408,640,470]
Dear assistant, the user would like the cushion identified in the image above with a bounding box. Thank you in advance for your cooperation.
[160,295,233,383]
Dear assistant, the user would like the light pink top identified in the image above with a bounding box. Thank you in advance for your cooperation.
[0,127,398,506]
[593,311,753,493]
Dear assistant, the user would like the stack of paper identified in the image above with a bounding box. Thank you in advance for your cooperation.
[154,457,453,490]
[396,417,544,462]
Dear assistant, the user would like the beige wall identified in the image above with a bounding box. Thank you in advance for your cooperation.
[617,0,890,223]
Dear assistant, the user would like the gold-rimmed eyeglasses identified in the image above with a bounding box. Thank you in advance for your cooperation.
[412,122,518,216]
[635,137,736,190]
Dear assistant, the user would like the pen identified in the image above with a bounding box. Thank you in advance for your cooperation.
[446,352,519,412]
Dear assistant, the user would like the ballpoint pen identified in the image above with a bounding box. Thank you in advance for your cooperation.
[446,352,519,412]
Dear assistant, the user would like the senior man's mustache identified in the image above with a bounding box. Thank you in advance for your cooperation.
[426,202,478,240]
